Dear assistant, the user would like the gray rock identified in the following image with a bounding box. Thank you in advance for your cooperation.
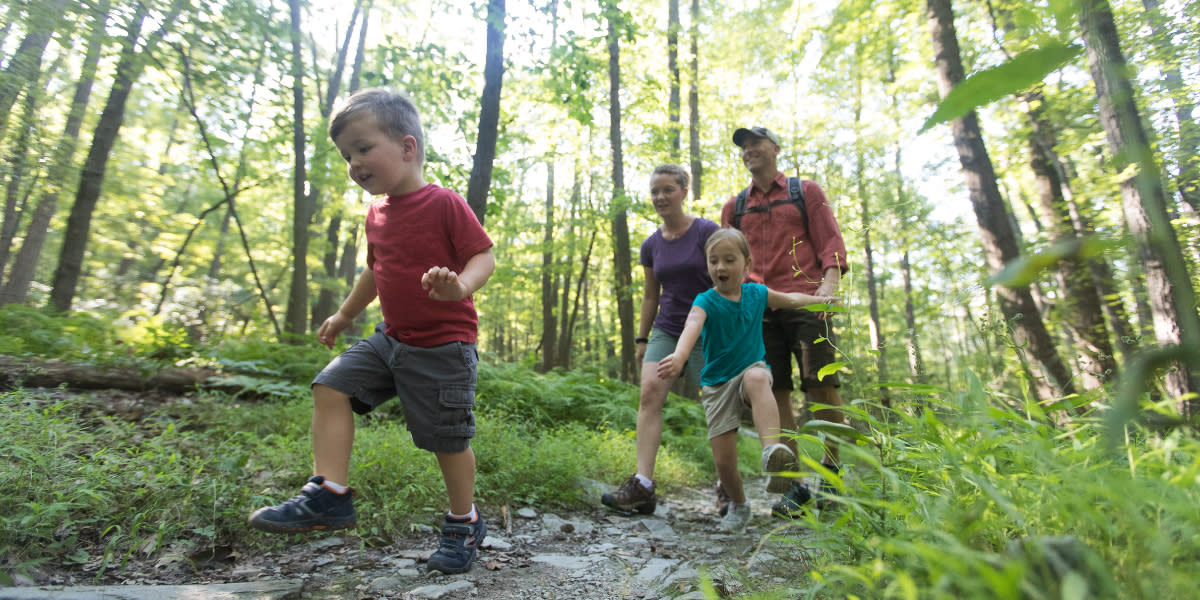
[307,536,345,551]
[542,514,574,533]
[516,507,538,519]
[0,581,303,600]
[405,579,475,599]
[634,558,678,584]
[370,576,408,592]
[481,535,512,551]
[529,553,599,571]
[639,519,675,539]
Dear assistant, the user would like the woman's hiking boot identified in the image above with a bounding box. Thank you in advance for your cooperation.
[601,475,657,514]
[247,476,357,533]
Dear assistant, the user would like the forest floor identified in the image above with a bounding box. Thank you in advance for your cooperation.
[2,390,826,600]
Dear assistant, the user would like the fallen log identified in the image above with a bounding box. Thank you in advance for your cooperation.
[0,355,220,394]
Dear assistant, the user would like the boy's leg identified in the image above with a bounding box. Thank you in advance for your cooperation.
[313,383,356,486]
[248,383,358,533]
[436,448,477,517]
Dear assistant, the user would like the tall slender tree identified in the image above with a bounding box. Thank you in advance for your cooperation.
[283,0,311,338]
[1078,0,1200,413]
[465,0,506,225]
[606,0,637,382]
[49,1,183,312]
[667,0,681,158]
[926,0,1076,402]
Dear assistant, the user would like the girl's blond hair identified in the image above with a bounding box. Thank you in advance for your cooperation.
[704,227,752,261]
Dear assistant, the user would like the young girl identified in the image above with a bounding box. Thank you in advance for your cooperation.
[657,228,835,532]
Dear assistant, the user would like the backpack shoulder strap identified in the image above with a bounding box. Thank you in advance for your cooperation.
[732,186,752,229]
[788,177,808,232]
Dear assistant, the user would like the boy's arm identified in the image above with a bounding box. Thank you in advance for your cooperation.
[766,287,836,311]
[421,247,496,301]
[656,305,706,380]
[318,269,378,348]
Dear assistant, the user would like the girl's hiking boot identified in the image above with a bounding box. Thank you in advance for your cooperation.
[771,480,812,519]
[247,476,356,533]
[427,515,487,574]
[601,475,657,514]
[715,481,732,517]
[761,443,799,494]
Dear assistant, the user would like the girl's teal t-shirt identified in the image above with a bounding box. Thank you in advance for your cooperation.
[693,283,768,386]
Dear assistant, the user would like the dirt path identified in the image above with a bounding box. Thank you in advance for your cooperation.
[5,476,818,600]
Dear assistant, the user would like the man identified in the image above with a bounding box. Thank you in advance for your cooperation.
[720,126,849,517]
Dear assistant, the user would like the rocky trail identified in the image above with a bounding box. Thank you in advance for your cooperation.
[1,473,821,600]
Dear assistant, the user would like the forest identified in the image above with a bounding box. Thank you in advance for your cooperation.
[1,0,1199,597]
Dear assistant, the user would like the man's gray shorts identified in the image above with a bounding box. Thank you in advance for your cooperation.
[313,323,478,454]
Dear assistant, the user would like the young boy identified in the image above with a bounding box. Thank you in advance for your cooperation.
[248,88,495,574]
[657,228,833,533]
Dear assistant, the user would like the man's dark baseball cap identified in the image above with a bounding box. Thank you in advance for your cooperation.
[732,126,780,147]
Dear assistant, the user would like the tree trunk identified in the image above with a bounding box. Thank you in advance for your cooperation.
[465,0,506,225]
[0,81,40,282]
[687,0,702,202]
[556,174,583,369]
[901,250,925,383]
[1078,0,1200,413]
[1022,90,1118,390]
[0,0,69,137]
[284,0,311,339]
[926,0,1076,402]
[0,0,104,305]
[49,3,181,312]
[606,0,637,383]
[667,0,681,158]
[541,162,557,372]
[1140,0,1200,213]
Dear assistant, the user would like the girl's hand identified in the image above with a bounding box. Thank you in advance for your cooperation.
[656,353,681,380]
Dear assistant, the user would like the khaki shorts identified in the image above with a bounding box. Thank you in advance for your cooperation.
[700,361,771,439]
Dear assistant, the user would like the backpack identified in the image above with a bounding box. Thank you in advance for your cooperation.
[731,177,807,231]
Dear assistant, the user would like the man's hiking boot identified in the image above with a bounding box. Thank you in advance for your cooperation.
[814,462,841,510]
[771,480,813,519]
[715,481,732,517]
[248,476,356,533]
[761,443,798,494]
[427,514,487,574]
[720,501,751,533]
[601,475,657,514]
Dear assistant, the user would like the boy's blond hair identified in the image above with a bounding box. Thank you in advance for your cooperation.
[329,88,425,162]
[704,227,752,261]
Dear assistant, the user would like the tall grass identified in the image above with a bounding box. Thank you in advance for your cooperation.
[765,375,1200,599]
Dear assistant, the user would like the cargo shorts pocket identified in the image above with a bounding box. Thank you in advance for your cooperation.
[437,385,476,438]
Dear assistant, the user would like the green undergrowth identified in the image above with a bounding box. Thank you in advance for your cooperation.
[0,350,717,583]
[750,378,1200,600]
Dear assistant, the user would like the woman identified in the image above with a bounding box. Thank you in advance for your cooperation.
[601,164,720,514]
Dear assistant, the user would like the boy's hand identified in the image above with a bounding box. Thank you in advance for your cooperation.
[318,312,353,349]
[656,353,682,380]
[422,266,469,301]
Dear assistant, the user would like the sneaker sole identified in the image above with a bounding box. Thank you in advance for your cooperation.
[600,494,657,515]
[247,516,357,533]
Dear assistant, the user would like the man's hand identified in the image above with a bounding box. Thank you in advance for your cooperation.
[421,266,469,301]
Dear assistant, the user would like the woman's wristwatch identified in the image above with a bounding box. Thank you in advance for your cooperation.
[634,337,649,344]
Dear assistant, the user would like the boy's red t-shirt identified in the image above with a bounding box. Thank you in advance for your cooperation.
[365,183,493,347]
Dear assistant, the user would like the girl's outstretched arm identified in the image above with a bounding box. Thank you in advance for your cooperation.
[657,305,707,380]
[766,287,836,311]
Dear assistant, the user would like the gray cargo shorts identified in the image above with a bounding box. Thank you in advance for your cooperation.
[313,323,478,453]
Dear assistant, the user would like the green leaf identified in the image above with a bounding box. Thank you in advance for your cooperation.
[920,42,1083,133]
[799,419,871,443]
[817,361,847,381]
[988,236,1117,288]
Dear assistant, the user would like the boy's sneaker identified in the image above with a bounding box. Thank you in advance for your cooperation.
[771,480,813,519]
[247,476,356,533]
[601,475,657,515]
[761,443,798,494]
[814,462,841,510]
[720,502,751,533]
[715,481,731,517]
[427,515,487,574]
